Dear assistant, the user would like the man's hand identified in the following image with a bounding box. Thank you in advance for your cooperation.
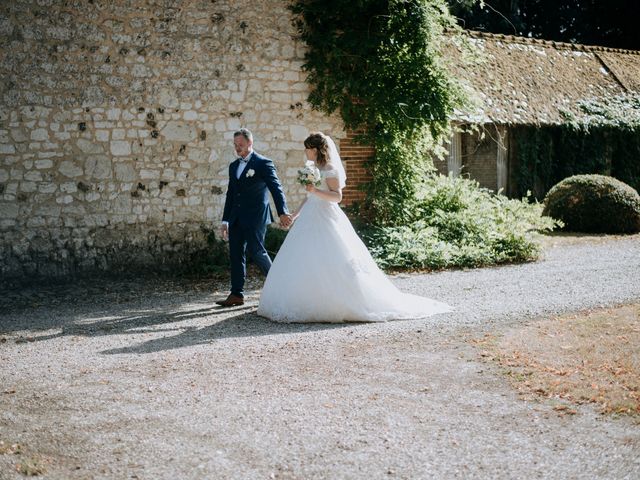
[279,214,293,228]
[220,223,229,241]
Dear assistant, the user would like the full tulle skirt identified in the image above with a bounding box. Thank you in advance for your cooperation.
[257,195,452,323]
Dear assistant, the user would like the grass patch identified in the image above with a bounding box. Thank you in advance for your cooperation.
[0,440,23,455]
[476,303,640,415]
[1,440,49,476]
[16,457,47,476]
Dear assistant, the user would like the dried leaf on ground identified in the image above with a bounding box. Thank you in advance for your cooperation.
[474,303,640,415]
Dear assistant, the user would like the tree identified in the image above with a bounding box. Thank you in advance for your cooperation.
[448,0,640,50]
[291,0,465,225]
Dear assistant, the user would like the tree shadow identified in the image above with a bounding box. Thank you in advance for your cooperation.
[0,275,230,334]
[4,287,352,354]
[100,310,351,355]
[0,274,437,355]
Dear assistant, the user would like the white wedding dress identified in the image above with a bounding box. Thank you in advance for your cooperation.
[257,167,453,323]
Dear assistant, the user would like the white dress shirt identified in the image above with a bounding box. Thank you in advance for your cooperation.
[236,152,252,179]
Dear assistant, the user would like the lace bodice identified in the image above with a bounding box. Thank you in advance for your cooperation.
[321,167,340,180]
[319,161,346,188]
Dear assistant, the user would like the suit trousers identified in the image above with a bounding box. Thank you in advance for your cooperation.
[228,221,272,297]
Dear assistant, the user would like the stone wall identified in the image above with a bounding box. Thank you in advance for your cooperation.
[0,0,343,284]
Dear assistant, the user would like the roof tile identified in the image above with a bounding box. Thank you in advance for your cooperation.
[445,30,640,125]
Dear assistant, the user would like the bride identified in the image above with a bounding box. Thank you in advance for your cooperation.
[257,132,452,323]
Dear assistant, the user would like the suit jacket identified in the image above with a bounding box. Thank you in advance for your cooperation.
[222,151,288,228]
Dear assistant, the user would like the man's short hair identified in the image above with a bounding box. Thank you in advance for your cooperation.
[233,128,253,142]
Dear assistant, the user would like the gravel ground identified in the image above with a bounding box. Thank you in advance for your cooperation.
[1,234,639,480]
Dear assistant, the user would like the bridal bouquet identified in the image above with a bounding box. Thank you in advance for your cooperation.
[297,162,321,186]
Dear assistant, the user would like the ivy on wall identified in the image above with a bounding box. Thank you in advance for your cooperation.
[514,94,640,198]
[290,0,465,225]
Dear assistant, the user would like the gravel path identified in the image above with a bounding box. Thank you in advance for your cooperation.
[1,234,639,479]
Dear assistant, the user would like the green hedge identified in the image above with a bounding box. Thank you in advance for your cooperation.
[543,174,640,233]
[514,126,640,198]
[188,225,290,275]
[193,175,560,274]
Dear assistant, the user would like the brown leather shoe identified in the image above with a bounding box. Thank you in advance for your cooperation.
[215,294,244,307]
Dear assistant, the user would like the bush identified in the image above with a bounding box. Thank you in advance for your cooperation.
[189,225,291,275]
[265,225,289,258]
[359,175,559,270]
[542,174,640,233]
[191,175,561,275]
[187,227,229,275]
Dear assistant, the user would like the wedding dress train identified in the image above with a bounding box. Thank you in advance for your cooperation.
[257,172,452,323]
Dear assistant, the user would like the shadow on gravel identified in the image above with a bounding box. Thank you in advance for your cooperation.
[0,275,359,346]
[0,276,227,334]
[99,312,350,355]
[3,294,350,354]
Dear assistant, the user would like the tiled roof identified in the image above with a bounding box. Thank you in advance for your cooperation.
[444,30,640,125]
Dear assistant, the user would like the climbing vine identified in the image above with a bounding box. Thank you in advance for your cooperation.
[514,93,640,198]
[290,0,465,225]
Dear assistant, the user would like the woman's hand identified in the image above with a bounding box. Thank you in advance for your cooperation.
[305,183,316,193]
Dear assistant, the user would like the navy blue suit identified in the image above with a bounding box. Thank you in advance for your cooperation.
[222,151,288,297]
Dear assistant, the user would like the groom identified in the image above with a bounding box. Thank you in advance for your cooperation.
[216,128,292,307]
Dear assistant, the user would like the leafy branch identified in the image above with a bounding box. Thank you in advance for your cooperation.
[290,0,467,225]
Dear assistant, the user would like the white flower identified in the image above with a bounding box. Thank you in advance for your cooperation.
[297,163,321,186]
[246,168,255,178]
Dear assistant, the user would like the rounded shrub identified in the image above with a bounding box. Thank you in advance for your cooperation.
[543,174,640,233]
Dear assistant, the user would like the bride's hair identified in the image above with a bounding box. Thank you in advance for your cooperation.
[304,132,330,168]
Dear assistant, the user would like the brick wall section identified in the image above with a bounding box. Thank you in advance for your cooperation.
[339,131,373,206]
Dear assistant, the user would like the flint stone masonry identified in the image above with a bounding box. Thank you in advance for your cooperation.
[0,0,344,283]
[0,0,343,283]
[110,140,131,156]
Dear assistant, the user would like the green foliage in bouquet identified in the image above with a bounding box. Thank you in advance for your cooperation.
[358,175,560,270]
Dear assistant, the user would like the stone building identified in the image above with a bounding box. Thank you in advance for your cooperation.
[435,31,640,196]
[0,0,368,283]
[321,31,640,208]
[3,2,639,284]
